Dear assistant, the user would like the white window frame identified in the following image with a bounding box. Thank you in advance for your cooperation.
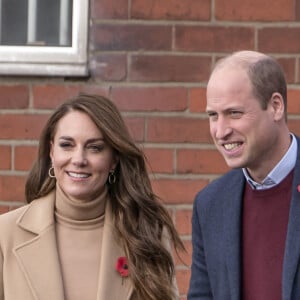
[0,0,89,76]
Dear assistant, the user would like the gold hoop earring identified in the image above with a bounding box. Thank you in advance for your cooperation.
[108,170,116,184]
[48,166,56,178]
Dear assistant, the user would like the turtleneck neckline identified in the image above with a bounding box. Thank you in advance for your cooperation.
[55,183,107,221]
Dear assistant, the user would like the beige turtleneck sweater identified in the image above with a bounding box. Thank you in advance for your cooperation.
[55,184,107,300]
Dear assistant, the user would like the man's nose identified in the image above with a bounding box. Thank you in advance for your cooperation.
[211,118,233,140]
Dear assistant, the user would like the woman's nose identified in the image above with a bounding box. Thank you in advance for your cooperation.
[72,148,87,166]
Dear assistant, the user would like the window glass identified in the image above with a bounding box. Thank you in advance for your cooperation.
[0,0,87,76]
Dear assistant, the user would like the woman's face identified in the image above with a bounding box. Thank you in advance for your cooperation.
[50,110,117,202]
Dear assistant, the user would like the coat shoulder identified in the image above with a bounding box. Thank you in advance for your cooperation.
[194,169,244,208]
[0,195,52,235]
[0,204,29,227]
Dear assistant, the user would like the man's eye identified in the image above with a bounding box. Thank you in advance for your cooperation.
[230,111,242,118]
[207,112,218,120]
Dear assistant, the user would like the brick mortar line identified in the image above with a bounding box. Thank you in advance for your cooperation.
[0,141,38,145]
[165,204,193,209]
[0,201,24,206]
[91,19,300,27]
[0,109,53,114]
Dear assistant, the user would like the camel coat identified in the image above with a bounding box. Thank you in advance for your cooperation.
[0,191,136,300]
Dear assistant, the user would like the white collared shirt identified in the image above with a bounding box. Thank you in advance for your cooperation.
[243,134,297,190]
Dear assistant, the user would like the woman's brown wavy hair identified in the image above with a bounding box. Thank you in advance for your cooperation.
[25,93,184,300]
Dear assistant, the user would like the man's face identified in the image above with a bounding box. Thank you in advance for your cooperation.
[206,66,280,181]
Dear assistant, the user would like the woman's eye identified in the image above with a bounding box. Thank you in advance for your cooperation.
[89,144,104,152]
[59,142,72,148]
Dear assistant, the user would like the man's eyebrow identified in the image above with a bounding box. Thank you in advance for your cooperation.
[206,106,244,113]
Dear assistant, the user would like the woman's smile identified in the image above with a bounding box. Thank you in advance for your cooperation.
[50,110,117,202]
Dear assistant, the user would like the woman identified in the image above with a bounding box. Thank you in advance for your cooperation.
[0,94,184,300]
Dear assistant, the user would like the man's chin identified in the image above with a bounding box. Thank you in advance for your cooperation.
[224,158,245,169]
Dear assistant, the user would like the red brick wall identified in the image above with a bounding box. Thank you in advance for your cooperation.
[1,0,300,298]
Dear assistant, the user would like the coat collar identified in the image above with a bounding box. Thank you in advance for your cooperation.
[16,191,56,234]
[14,191,64,300]
[14,191,134,300]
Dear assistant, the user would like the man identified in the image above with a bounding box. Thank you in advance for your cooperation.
[188,50,300,300]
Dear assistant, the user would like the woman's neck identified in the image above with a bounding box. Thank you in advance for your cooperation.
[55,184,107,221]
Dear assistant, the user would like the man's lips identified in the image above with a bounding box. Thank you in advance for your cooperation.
[223,142,243,151]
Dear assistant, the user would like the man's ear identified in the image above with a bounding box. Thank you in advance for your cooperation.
[269,92,285,121]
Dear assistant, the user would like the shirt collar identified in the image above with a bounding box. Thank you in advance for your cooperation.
[243,133,297,190]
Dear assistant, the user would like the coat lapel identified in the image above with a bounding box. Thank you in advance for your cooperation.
[13,192,65,300]
[97,200,133,300]
[13,192,134,300]
[282,146,300,300]
[223,170,245,300]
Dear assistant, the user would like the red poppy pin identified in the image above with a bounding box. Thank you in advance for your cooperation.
[298,185,300,193]
[115,256,129,284]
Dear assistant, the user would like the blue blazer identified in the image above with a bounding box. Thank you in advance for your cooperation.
[188,137,300,300]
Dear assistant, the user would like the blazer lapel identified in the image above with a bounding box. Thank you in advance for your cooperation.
[223,170,245,300]
[282,149,300,300]
[97,200,133,300]
[14,192,65,300]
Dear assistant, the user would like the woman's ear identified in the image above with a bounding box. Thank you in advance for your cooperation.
[270,92,285,121]
[50,141,54,160]
[112,154,119,170]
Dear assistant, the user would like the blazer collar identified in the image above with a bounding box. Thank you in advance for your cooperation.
[14,191,134,300]
[223,170,245,300]
[282,136,300,299]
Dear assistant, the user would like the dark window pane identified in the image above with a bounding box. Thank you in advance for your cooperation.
[37,0,60,45]
[0,0,72,46]
[1,0,28,45]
